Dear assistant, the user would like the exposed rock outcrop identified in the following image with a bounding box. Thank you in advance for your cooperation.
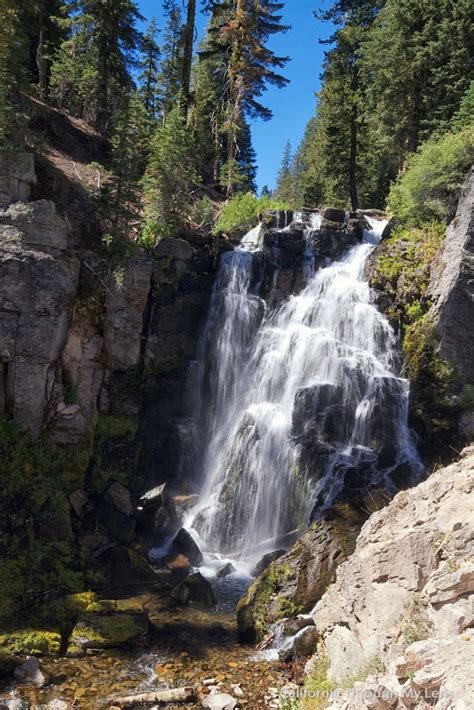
[0,153,36,208]
[0,201,79,436]
[429,168,474,383]
[306,447,474,709]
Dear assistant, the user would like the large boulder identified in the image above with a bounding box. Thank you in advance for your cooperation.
[67,610,148,655]
[170,572,216,607]
[237,506,363,641]
[307,447,474,707]
[171,528,203,567]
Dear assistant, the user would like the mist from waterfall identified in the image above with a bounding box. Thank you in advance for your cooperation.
[185,215,421,559]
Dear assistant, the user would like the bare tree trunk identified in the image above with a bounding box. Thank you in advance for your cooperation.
[181,0,196,116]
[349,70,359,212]
[36,4,47,99]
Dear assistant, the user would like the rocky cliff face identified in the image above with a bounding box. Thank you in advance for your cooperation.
[0,154,218,624]
[0,154,216,452]
[305,447,474,709]
[368,168,474,462]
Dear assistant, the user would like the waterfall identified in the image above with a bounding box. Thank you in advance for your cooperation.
[185,214,421,559]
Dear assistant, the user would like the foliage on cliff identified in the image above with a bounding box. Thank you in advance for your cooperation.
[387,127,474,226]
[369,219,465,459]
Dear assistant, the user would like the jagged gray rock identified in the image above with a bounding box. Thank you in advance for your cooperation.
[429,168,474,383]
[0,210,79,435]
[0,153,36,207]
[307,447,474,709]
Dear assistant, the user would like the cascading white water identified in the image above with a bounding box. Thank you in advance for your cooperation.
[186,215,421,559]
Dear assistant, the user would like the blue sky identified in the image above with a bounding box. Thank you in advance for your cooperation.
[136,1,333,191]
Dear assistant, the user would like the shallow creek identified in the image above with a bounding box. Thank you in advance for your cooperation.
[2,584,296,709]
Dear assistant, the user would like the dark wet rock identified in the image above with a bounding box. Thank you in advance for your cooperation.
[347,217,369,241]
[237,507,363,642]
[155,237,193,261]
[216,562,236,578]
[13,657,46,687]
[264,229,306,255]
[68,489,91,518]
[102,509,136,544]
[292,383,345,445]
[381,216,400,241]
[361,486,392,514]
[136,482,178,537]
[251,550,286,578]
[37,498,73,542]
[0,653,18,679]
[291,625,319,657]
[98,546,159,586]
[322,207,346,223]
[280,616,315,637]
[170,572,217,607]
[171,528,203,567]
[104,482,132,517]
[261,210,294,230]
[313,225,357,259]
[153,505,174,539]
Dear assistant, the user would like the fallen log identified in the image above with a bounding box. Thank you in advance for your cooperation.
[114,686,196,706]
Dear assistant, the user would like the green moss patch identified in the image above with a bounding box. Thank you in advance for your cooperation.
[0,629,61,656]
[68,612,148,654]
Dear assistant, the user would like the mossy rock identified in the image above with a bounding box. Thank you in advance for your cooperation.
[237,511,363,642]
[0,629,61,656]
[64,591,98,614]
[85,598,145,614]
[68,612,148,654]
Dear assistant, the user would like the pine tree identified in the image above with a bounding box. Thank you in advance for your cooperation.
[0,1,28,148]
[159,0,185,118]
[190,6,229,183]
[363,0,472,166]
[142,106,199,239]
[99,95,149,240]
[453,81,474,132]
[138,18,161,121]
[49,0,143,133]
[203,0,290,194]
[18,0,65,99]
[275,140,295,203]
[181,0,197,116]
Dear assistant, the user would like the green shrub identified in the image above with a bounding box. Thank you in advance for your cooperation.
[387,127,474,226]
[213,192,290,235]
